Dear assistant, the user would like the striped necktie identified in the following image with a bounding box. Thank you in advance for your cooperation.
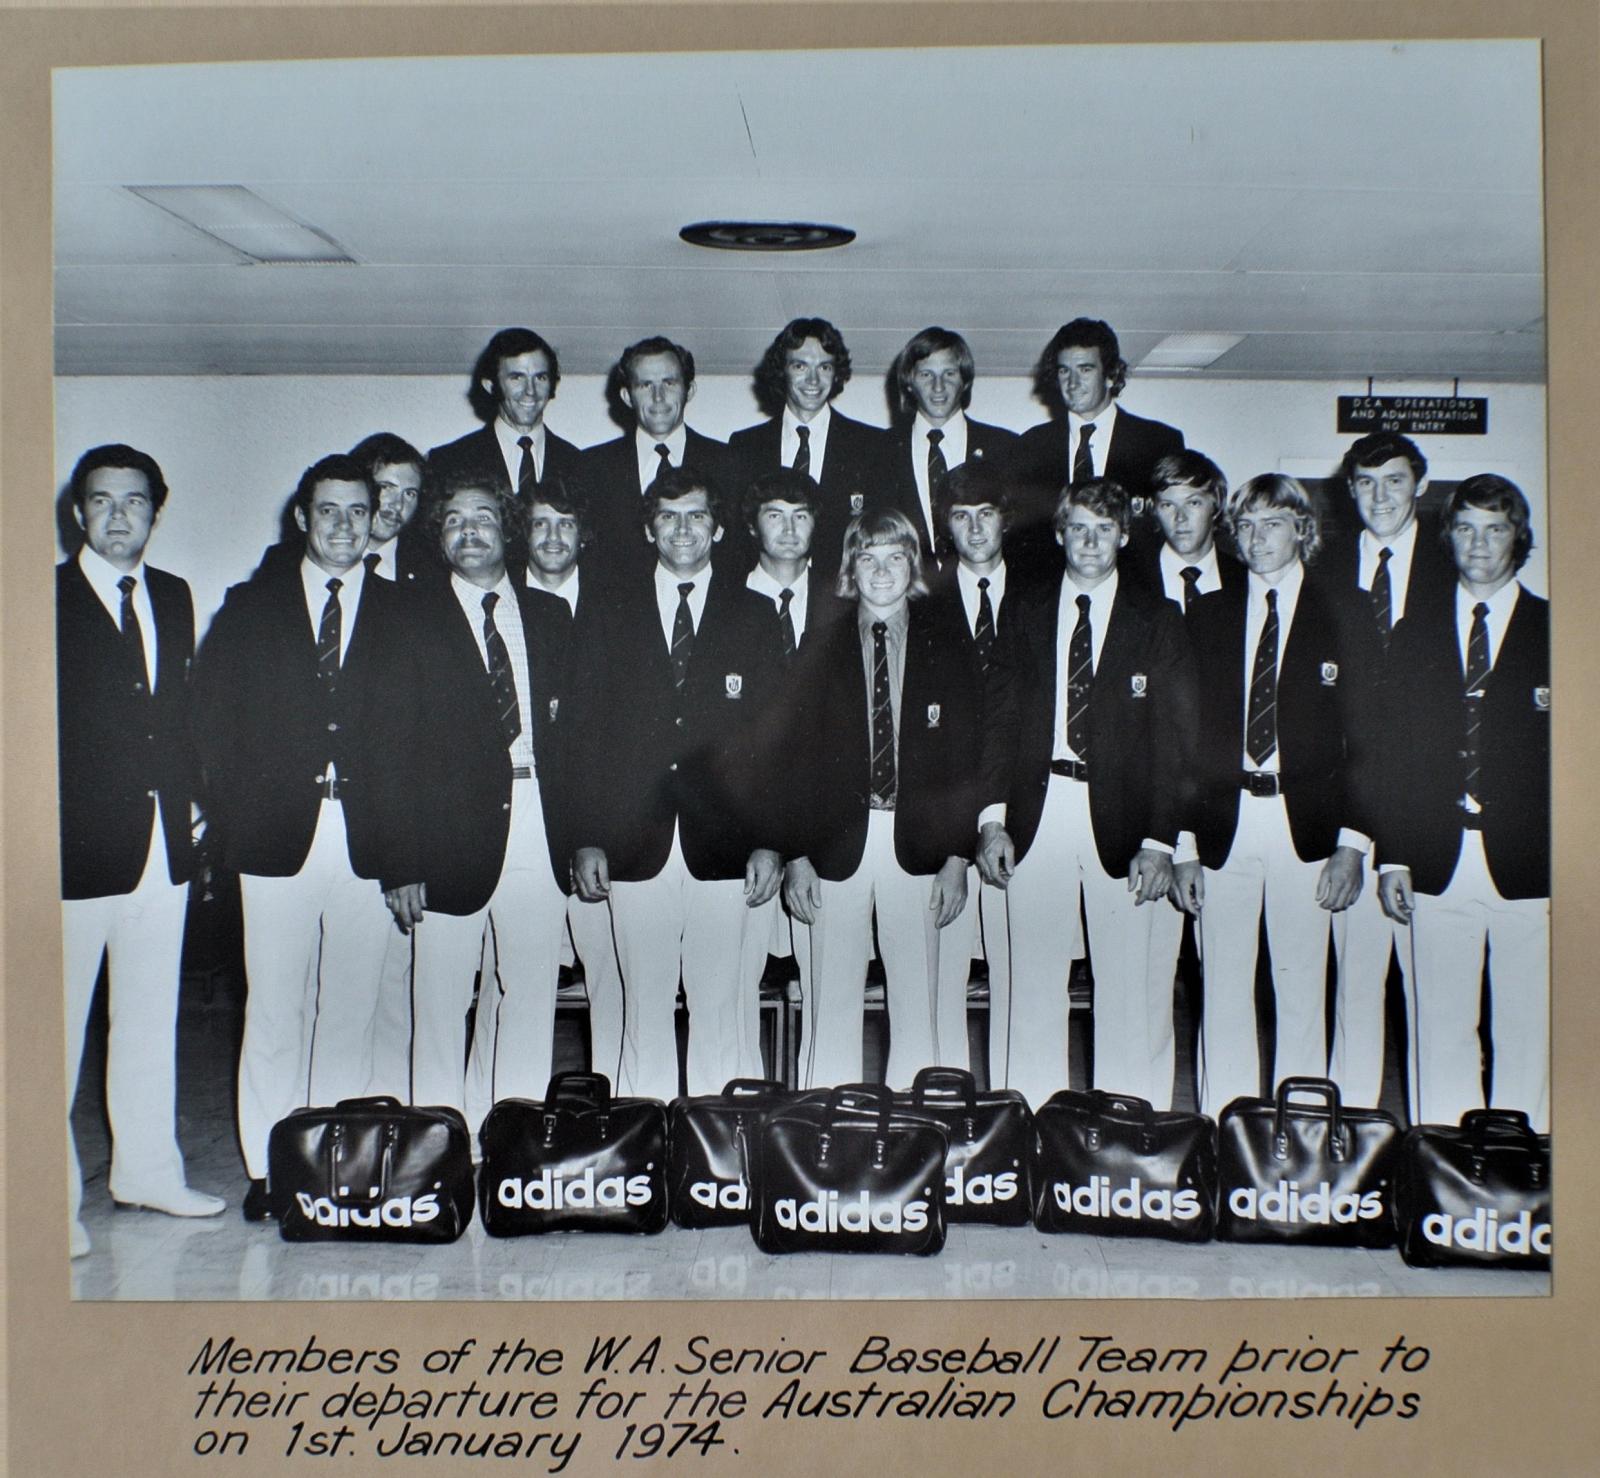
[482,591,521,746]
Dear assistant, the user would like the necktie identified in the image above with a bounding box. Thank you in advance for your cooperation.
[670,581,695,689]
[926,428,948,491]
[517,434,536,499]
[316,577,343,693]
[974,576,997,672]
[1246,588,1279,766]
[481,591,521,746]
[1072,422,1096,485]
[1066,593,1093,760]
[653,442,672,485]
[116,574,148,693]
[777,586,797,662]
[869,620,897,806]
[1463,601,1491,801]
[793,424,811,478]
[364,551,381,576]
[1180,565,1202,613]
[1371,546,1394,647]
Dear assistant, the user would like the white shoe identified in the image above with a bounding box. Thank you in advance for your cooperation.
[70,1220,91,1258]
[113,1184,227,1218]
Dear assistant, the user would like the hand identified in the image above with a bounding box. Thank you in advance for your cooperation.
[573,847,611,902]
[1379,868,1415,924]
[976,821,1016,888]
[1128,848,1174,906]
[1315,844,1365,912]
[783,857,822,925]
[929,857,969,929]
[744,848,782,907]
[1171,860,1205,916]
[384,882,426,932]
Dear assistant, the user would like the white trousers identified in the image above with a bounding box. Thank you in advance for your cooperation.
[1001,775,1180,1111]
[1328,848,1413,1110]
[1197,792,1331,1120]
[363,924,415,1101]
[1408,830,1549,1132]
[569,893,626,1088]
[413,778,566,1133]
[237,800,394,1179]
[63,823,190,1219]
[790,810,965,1092]
[608,829,762,1102]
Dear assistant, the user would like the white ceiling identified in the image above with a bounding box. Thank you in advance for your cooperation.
[53,41,1545,381]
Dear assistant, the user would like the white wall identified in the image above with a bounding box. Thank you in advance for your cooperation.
[55,372,1547,631]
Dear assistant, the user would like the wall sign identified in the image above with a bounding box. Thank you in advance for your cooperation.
[1337,395,1488,435]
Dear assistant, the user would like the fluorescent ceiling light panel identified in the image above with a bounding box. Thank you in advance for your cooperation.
[1141,332,1246,369]
[125,185,355,263]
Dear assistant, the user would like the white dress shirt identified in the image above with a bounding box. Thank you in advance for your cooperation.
[79,545,157,685]
[635,424,688,495]
[367,540,399,583]
[451,571,536,771]
[1067,401,1121,480]
[528,564,580,615]
[956,559,1007,636]
[1358,515,1420,620]
[747,561,811,644]
[783,404,832,478]
[1158,540,1223,605]
[911,410,969,539]
[1052,569,1118,763]
[494,417,546,486]
[653,562,710,649]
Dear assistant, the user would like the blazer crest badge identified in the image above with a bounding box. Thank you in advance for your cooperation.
[926,703,941,727]
[850,493,865,514]
[1534,685,1551,711]
[1130,673,1148,698]
[548,697,559,721]
[1320,661,1339,686]
[725,673,743,699]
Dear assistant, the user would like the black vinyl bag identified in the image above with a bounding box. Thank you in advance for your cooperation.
[1216,1077,1400,1247]
[268,1096,474,1243]
[479,1072,669,1236]
[750,1085,948,1255]
[668,1078,791,1228]
[892,1068,1034,1226]
[1032,1089,1217,1241]
[1394,1109,1551,1269]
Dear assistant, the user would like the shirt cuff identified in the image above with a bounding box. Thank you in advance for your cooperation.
[978,803,1008,831]
[1172,830,1198,866]
[1336,828,1372,853]
[1377,863,1409,876]
[1140,838,1174,857]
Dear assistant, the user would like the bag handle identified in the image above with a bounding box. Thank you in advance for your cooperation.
[323,1119,400,1205]
[721,1078,786,1099]
[333,1096,404,1111]
[1086,1090,1155,1121]
[822,1084,895,1132]
[911,1067,979,1109]
[545,1072,612,1109]
[1272,1077,1349,1162]
[1460,1108,1539,1141]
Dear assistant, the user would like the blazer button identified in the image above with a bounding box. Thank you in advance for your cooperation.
[675,716,686,728]
[669,762,678,772]
[502,802,511,812]
[327,721,339,733]
[147,789,157,799]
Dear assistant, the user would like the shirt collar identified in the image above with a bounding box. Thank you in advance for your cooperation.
[1456,576,1521,626]
[302,552,366,609]
[637,424,688,460]
[1247,558,1303,605]
[1160,539,1219,580]
[858,600,910,640]
[77,543,146,609]
[1064,565,1119,609]
[451,568,515,616]
[1069,399,1120,433]
[783,403,831,437]
[747,561,810,601]
[1360,515,1419,562]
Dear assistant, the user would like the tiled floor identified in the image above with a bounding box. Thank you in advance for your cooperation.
[68,964,1550,1302]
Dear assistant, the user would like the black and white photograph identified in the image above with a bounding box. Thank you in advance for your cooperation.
[53,37,1552,1306]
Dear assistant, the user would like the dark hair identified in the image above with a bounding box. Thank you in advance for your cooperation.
[526,473,593,544]
[837,509,929,601]
[420,471,524,561]
[1339,431,1427,491]
[620,335,696,390]
[893,326,976,415]
[1440,473,1534,571]
[293,454,375,517]
[643,463,723,532]
[934,459,1014,537]
[69,443,169,515]
[742,467,822,532]
[1054,477,1132,537]
[1224,472,1322,564]
[1150,449,1228,509]
[1032,318,1129,407]
[754,318,852,417]
[468,328,561,422]
[349,432,425,479]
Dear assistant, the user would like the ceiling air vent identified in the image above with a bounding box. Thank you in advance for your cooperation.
[679,220,855,252]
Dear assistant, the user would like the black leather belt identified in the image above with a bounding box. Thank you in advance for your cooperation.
[315,774,343,801]
[511,765,533,780]
[1050,758,1089,781]
[1240,770,1282,797]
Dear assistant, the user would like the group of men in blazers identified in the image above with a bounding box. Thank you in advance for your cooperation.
[57,308,1550,1250]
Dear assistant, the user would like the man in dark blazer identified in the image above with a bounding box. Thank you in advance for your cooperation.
[727,317,887,578]
[783,510,982,1088]
[427,327,585,575]
[879,326,1018,567]
[569,467,784,1101]
[350,432,429,586]
[580,335,736,584]
[977,479,1196,1110]
[59,444,226,1255]
[1319,432,1458,1109]
[380,473,574,1133]
[1130,449,1247,610]
[1173,474,1379,1119]
[1378,476,1549,1132]
[193,454,410,1219]
[924,461,1033,1091]
[1012,318,1186,575]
